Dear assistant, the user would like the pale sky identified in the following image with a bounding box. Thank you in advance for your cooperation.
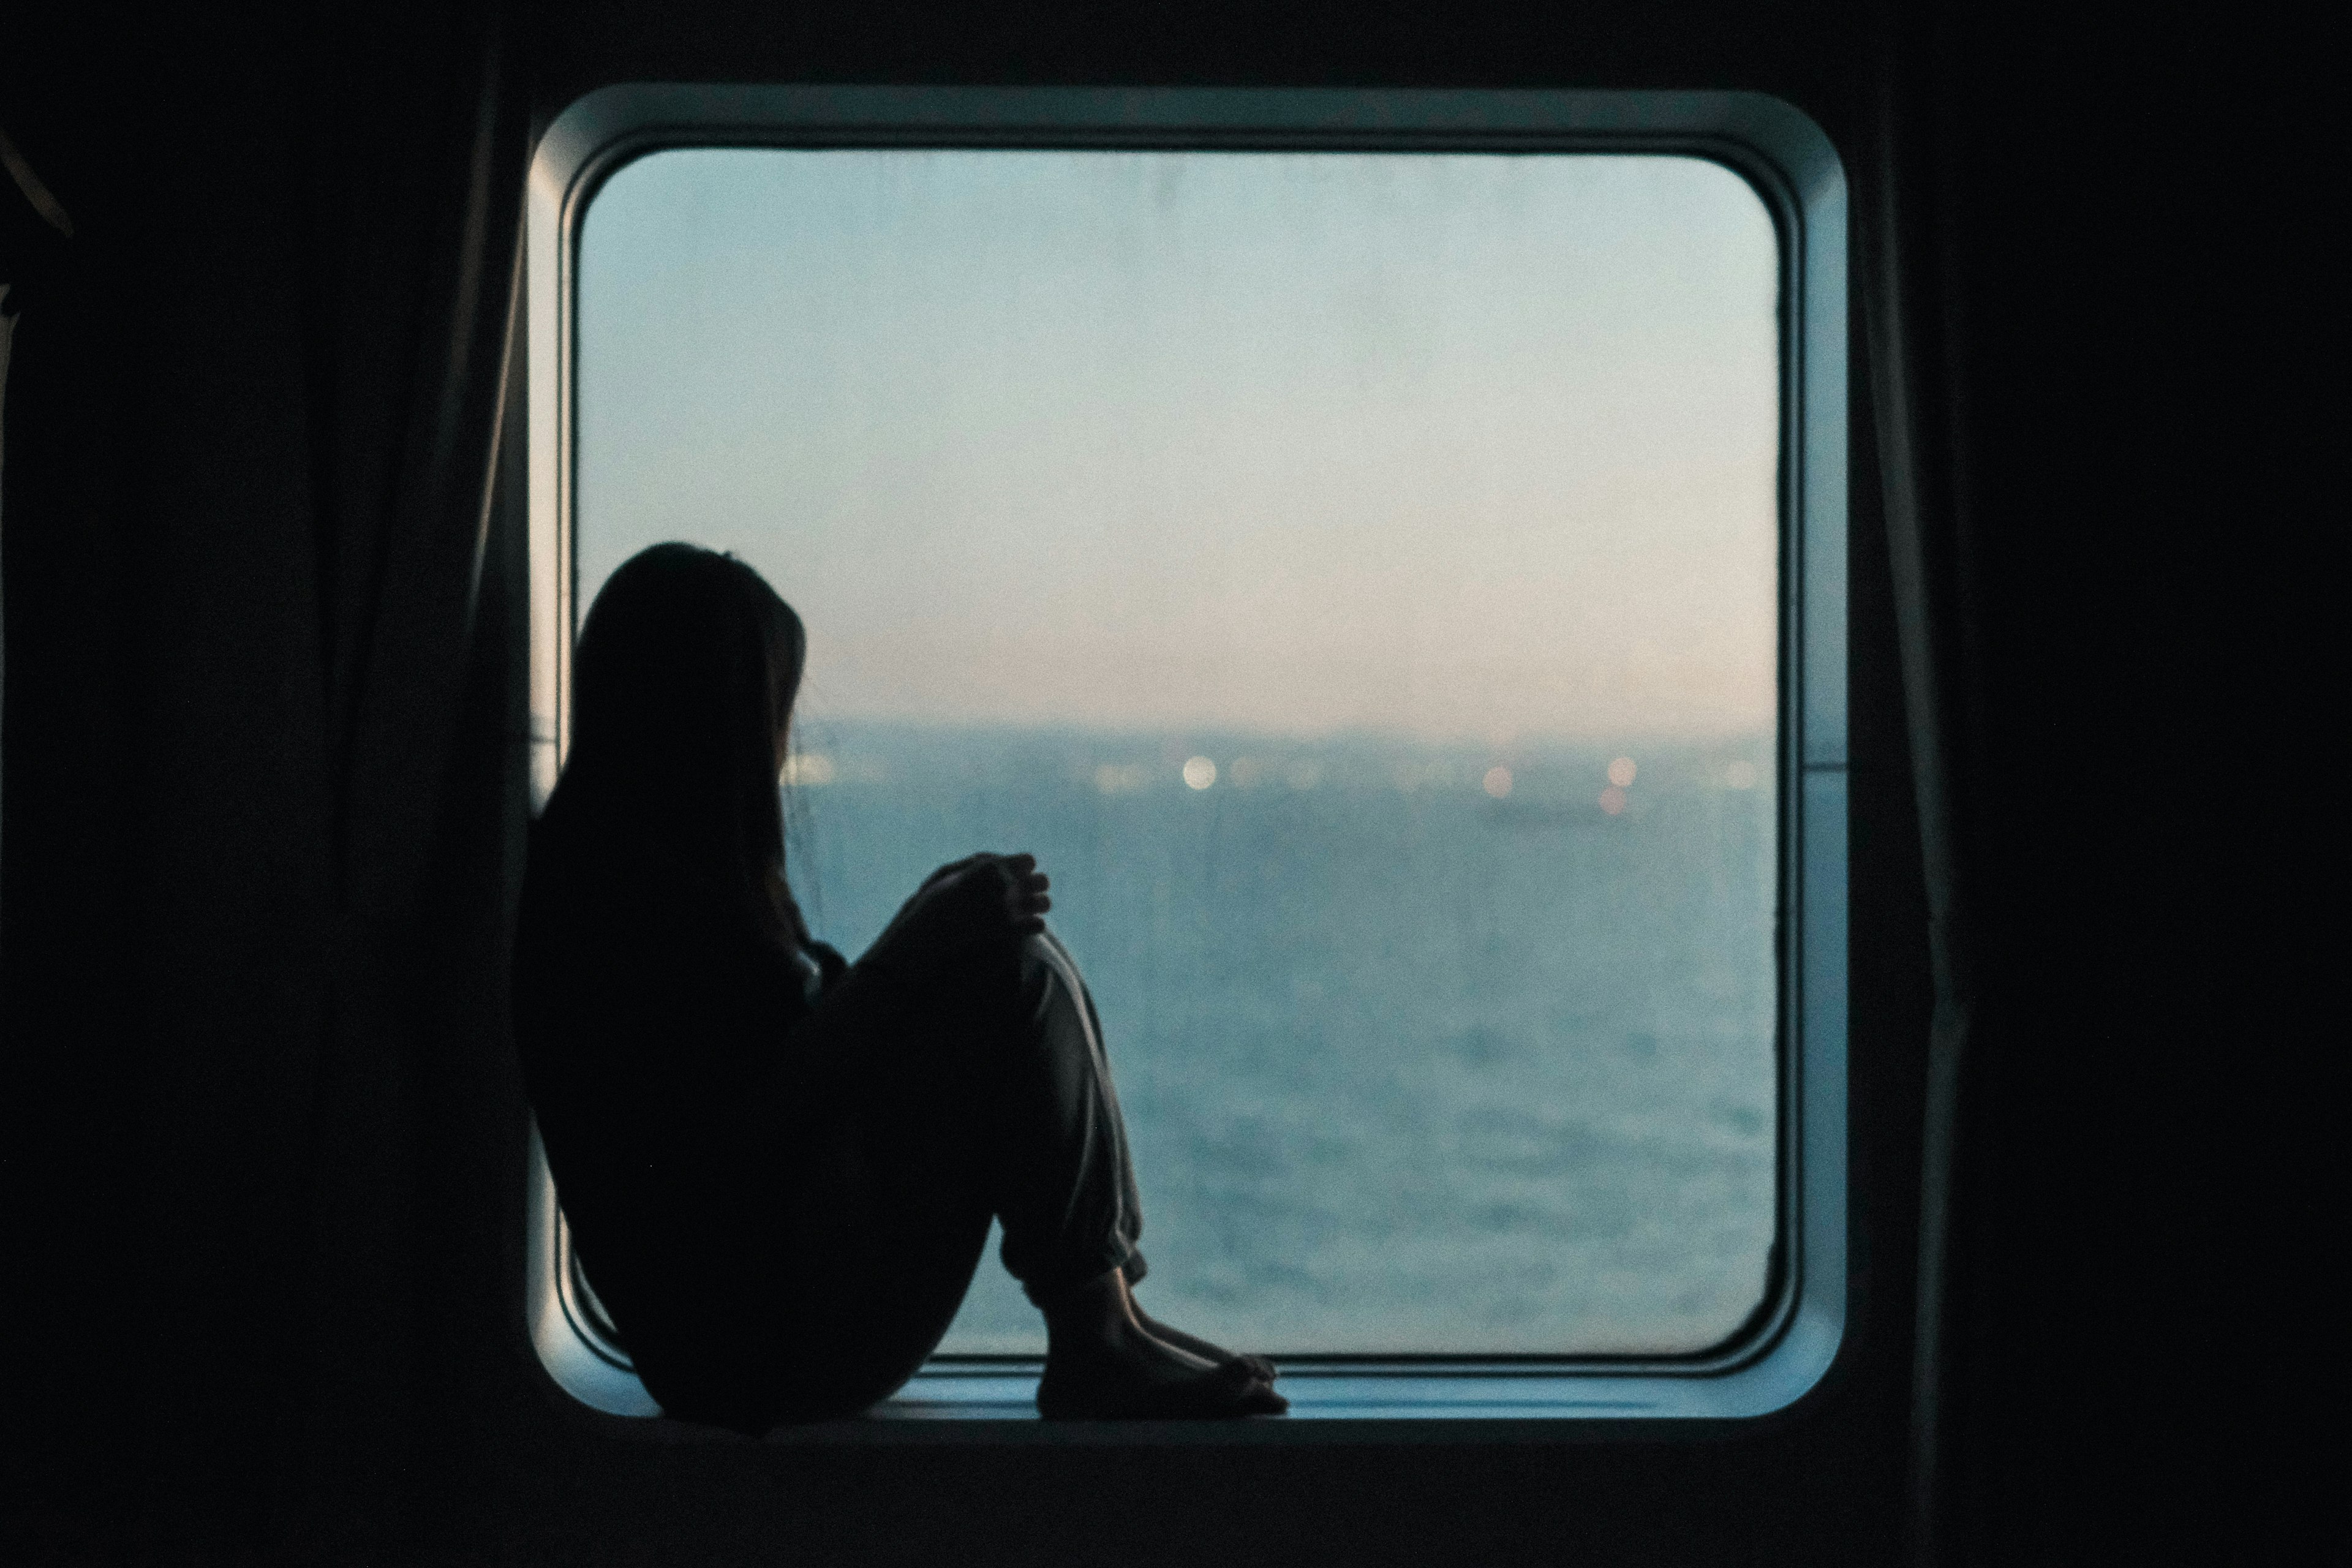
[578,149,1779,742]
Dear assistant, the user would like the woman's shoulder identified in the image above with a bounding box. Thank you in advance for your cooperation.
[516,813,806,1012]
[524,813,681,922]
[516,817,736,999]
[527,799,753,902]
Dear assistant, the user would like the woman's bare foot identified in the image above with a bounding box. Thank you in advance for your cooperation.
[1036,1270,1286,1420]
[1129,1300,1278,1384]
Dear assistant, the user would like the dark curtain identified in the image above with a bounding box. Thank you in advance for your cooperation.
[285,4,533,1559]
[1852,15,1985,1563]
[1,6,530,1560]
[1864,6,2319,1561]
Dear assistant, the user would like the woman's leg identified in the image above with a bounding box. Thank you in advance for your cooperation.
[986,931,1145,1299]
[755,929,1140,1416]
[987,935,1282,1416]
[770,930,1279,1419]
[1021,935,1276,1384]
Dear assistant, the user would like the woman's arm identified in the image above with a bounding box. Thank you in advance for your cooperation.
[864,852,1052,970]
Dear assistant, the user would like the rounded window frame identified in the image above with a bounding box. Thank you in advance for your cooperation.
[521,84,1849,1427]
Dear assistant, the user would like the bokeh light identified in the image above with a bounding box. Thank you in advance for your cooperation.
[782,753,837,786]
[1183,755,1218,790]
[1607,756,1638,788]
[1094,762,1151,795]
[1599,784,1627,815]
[1483,766,1514,799]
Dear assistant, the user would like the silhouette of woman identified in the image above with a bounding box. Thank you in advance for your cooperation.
[512,543,1284,1429]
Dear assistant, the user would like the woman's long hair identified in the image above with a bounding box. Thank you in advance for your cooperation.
[539,543,809,951]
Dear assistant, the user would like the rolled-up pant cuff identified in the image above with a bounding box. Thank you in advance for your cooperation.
[1017,1238,1144,1309]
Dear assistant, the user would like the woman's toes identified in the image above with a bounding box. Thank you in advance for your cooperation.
[1036,1352,1289,1420]
[1131,1310,1277,1385]
[1242,1380,1289,1415]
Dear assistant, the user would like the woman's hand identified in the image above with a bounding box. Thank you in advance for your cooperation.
[869,851,1052,963]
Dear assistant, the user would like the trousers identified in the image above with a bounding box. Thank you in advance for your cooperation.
[640,928,1147,1429]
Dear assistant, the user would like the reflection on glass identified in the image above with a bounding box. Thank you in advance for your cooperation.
[579,149,1780,1354]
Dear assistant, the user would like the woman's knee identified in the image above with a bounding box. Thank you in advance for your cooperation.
[1022,926,1093,990]
[1016,929,1093,1024]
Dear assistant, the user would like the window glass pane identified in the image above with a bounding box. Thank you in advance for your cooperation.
[577,149,1779,1355]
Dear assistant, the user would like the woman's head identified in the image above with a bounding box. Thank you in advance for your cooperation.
[549,543,807,935]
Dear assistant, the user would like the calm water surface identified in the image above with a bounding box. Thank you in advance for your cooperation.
[786,720,1779,1356]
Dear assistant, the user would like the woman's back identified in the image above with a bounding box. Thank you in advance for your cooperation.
[513,806,812,1425]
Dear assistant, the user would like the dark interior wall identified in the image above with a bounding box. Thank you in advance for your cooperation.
[0,2,2311,1562]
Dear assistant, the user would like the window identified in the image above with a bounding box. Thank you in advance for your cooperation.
[525,87,1847,1422]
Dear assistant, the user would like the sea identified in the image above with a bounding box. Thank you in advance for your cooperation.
[782,719,1780,1357]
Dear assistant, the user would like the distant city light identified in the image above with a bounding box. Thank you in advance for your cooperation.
[1392,761,1457,793]
[782,753,837,786]
[1599,784,1628,815]
[1725,760,1759,790]
[1093,762,1152,795]
[1607,756,1638,788]
[1183,755,1218,790]
[1483,766,1514,799]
